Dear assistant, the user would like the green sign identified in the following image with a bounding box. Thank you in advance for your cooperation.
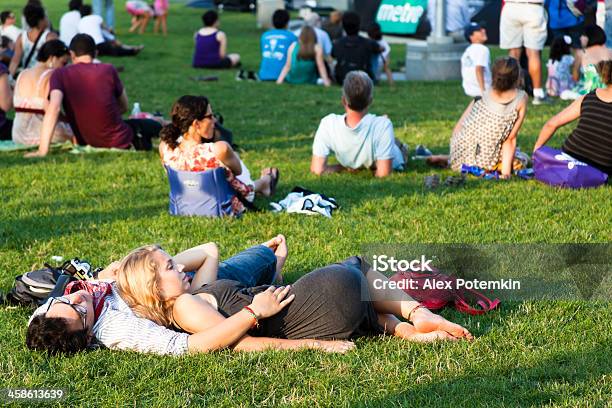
[376,0,428,35]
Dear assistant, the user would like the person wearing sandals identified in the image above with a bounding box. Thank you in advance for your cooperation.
[159,95,279,216]
[12,40,73,145]
[426,57,528,179]
[311,70,407,178]
[110,243,473,353]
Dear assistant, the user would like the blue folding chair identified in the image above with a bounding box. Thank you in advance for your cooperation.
[165,166,236,217]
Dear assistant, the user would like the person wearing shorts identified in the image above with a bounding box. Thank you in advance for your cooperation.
[500,0,549,104]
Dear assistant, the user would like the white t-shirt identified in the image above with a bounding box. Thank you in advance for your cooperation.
[78,15,104,45]
[0,24,22,43]
[312,113,404,170]
[60,10,81,46]
[461,43,492,97]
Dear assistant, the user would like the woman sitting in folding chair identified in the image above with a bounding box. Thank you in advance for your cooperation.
[159,95,279,216]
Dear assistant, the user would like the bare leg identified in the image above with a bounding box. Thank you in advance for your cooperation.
[426,155,450,168]
[129,16,140,33]
[253,168,278,197]
[508,48,521,60]
[525,48,542,90]
[365,266,473,339]
[161,14,167,35]
[154,16,160,34]
[139,14,150,34]
[261,234,288,283]
[378,313,458,342]
[254,175,272,196]
[228,53,241,66]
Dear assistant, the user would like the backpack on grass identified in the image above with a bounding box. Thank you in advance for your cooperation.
[5,259,100,308]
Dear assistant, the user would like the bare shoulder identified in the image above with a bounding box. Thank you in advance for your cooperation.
[174,293,204,311]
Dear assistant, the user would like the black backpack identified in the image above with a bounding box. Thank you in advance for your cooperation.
[4,259,99,308]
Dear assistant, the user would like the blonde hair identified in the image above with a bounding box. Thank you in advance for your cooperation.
[115,245,175,327]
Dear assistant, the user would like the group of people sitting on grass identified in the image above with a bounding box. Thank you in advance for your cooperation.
[193,9,393,86]
[1,4,611,184]
[26,236,473,355]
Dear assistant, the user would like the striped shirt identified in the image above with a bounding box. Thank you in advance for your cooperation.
[30,283,189,355]
[92,285,190,355]
[563,91,612,175]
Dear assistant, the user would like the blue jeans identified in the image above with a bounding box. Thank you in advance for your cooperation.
[93,0,115,29]
[217,245,277,287]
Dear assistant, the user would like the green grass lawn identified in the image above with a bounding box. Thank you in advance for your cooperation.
[0,1,610,406]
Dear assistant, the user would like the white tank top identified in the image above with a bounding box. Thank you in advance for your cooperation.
[21,30,50,70]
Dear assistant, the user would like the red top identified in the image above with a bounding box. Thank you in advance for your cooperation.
[50,63,133,148]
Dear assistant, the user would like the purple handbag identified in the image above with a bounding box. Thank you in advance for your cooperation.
[533,146,608,189]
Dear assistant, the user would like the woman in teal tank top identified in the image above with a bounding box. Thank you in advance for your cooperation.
[277,26,331,86]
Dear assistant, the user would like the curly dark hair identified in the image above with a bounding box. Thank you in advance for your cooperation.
[159,95,210,149]
[491,56,520,92]
[26,315,89,355]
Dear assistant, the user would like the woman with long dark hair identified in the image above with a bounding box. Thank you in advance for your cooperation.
[159,95,279,216]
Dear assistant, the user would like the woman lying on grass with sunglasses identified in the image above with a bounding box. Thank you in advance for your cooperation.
[114,241,473,353]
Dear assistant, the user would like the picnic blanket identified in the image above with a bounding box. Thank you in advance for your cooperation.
[0,141,135,154]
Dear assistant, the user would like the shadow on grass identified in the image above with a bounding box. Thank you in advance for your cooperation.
[351,339,612,407]
[0,203,164,250]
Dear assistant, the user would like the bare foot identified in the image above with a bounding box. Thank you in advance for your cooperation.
[410,308,473,340]
[394,322,459,343]
[262,234,287,283]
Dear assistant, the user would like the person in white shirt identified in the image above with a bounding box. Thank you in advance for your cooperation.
[78,5,142,56]
[311,71,407,178]
[461,22,491,98]
[0,10,23,43]
[59,0,82,46]
[293,12,332,57]
[428,0,471,41]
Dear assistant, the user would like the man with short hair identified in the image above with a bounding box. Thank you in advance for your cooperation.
[500,0,549,104]
[59,0,83,46]
[0,10,22,43]
[310,71,406,178]
[331,12,382,85]
[258,9,297,81]
[26,34,158,158]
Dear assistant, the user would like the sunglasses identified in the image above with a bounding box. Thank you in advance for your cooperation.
[47,296,88,330]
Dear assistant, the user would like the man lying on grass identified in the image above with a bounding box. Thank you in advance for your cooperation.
[26,236,472,355]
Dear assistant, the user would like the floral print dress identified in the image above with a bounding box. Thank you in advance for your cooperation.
[160,142,254,216]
